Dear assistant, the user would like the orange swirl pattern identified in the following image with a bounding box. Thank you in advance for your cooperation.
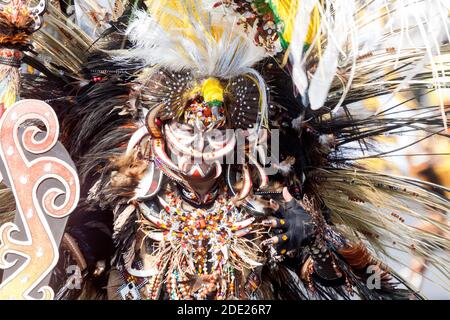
[0,99,79,299]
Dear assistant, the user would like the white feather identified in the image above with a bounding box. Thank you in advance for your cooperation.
[119,7,267,78]
[289,0,317,99]
[289,0,450,116]
[308,1,356,110]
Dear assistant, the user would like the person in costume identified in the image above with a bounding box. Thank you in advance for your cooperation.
[0,0,449,300]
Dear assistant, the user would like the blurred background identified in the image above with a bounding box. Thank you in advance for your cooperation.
[358,88,449,299]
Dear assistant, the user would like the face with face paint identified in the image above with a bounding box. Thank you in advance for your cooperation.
[140,67,266,206]
[164,117,234,204]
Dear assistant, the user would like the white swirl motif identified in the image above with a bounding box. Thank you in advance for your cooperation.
[0,99,80,299]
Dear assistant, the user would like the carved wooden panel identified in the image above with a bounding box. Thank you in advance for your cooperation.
[0,99,80,299]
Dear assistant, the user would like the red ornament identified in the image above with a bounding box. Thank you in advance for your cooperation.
[202,107,212,117]
[155,118,163,127]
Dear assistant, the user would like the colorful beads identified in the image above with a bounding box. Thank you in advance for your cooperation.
[183,98,224,128]
[0,48,22,67]
[141,194,255,300]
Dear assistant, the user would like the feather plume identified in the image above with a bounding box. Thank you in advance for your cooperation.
[288,0,450,120]
[308,168,450,287]
[118,2,267,78]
